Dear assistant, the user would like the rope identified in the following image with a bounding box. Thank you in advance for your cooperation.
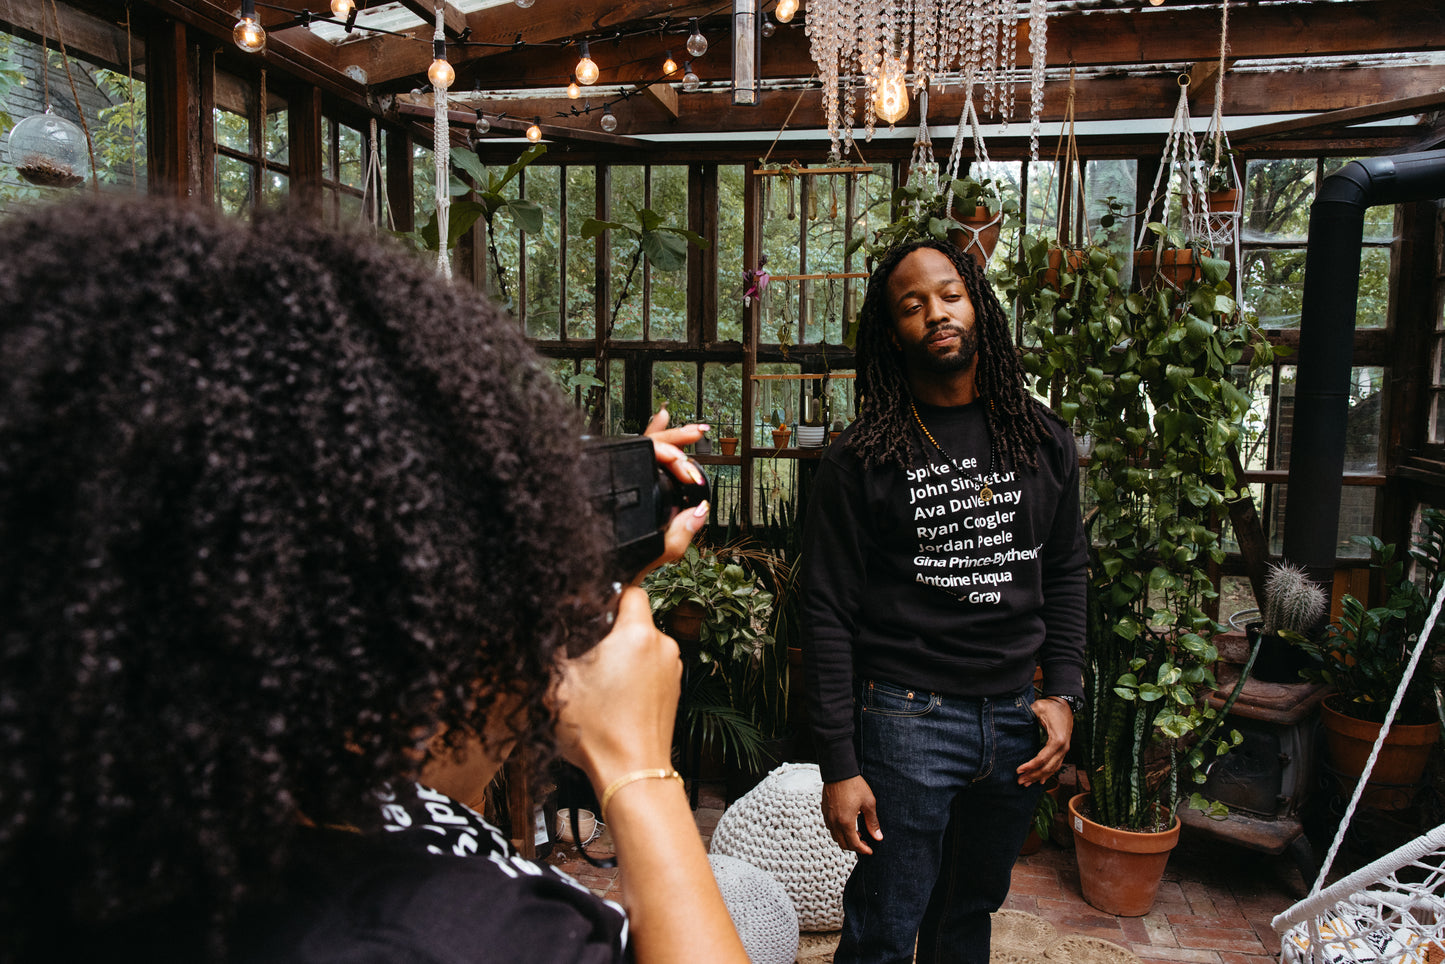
[1045,66,1082,248]
[1310,575,1445,897]
[359,118,393,231]
[433,2,451,279]
[945,77,990,183]
[1136,75,1204,251]
[1207,0,1229,177]
[762,82,812,167]
[43,0,98,193]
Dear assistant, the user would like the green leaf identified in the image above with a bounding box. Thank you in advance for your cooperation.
[643,230,690,270]
[502,198,544,234]
[581,218,628,240]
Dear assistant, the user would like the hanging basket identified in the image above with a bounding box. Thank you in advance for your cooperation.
[947,203,1002,268]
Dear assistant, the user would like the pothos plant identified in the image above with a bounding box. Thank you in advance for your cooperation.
[1001,201,1277,832]
[846,175,1016,269]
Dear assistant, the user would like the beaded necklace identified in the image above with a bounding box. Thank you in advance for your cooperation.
[910,400,997,503]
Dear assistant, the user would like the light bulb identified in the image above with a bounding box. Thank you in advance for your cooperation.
[761,16,776,38]
[515,0,535,7]
[575,41,600,85]
[330,0,354,16]
[526,118,542,142]
[474,110,490,134]
[1149,0,1165,5]
[567,76,581,99]
[600,107,618,133]
[682,63,700,91]
[775,0,798,24]
[663,51,678,75]
[427,40,454,89]
[232,0,266,54]
[686,21,708,57]
[872,63,908,124]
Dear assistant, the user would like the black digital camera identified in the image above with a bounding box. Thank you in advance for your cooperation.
[581,436,709,584]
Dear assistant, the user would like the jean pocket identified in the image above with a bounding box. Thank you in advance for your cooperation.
[861,679,936,718]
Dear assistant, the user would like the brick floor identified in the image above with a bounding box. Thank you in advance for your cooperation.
[545,780,1312,964]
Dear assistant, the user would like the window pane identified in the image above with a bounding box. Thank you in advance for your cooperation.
[1259,484,1375,560]
[1085,158,1136,262]
[1344,367,1383,472]
[1242,248,1307,328]
[608,166,646,340]
[263,103,288,166]
[337,124,363,189]
[652,362,698,422]
[607,358,627,434]
[214,102,250,154]
[703,362,744,439]
[215,155,254,216]
[1430,391,1445,446]
[92,65,148,193]
[482,162,520,303]
[1242,158,1314,241]
[262,170,288,208]
[524,166,562,340]
[751,365,800,445]
[717,165,747,343]
[1232,363,1273,472]
[1356,247,1391,329]
[650,166,689,341]
[566,166,596,341]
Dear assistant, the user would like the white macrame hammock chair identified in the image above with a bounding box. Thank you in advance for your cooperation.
[1272,575,1445,964]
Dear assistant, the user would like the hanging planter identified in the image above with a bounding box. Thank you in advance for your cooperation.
[947,202,1003,268]
[1133,244,1206,290]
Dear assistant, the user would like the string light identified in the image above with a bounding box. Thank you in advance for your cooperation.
[872,60,908,124]
[600,105,618,132]
[1149,0,1165,5]
[515,0,536,7]
[474,109,490,134]
[774,0,798,24]
[233,0,266,53]
[566,74,581,98]
[662,50,679,75]
[682,61,700,91]
[330,0,354,16]
[526,117,543,142]
[686,20,708,57]
[427,39,454,89]
[761,15,776,38]
[575,40,600,85]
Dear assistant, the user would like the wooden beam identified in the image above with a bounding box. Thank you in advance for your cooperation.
[0,0,137,72]
[1232,91,1445,143]
[396,0,468,41]
[642,81,679,119]
[393,96,652,148]
[143,16,192,200]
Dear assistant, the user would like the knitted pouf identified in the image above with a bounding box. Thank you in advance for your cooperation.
[708,854,800,964]
[709,762,857,931]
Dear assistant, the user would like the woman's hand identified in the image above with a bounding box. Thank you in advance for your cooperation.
[554,587,682,790]
[641,408,710,575]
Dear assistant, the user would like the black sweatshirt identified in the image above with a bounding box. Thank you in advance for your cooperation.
[800,398,1088,784]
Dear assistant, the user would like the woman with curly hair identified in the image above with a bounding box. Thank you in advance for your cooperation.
[0,197,748,963]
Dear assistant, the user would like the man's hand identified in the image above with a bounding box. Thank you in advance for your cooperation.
[1016,697,1073,786]
[821,775,882,855]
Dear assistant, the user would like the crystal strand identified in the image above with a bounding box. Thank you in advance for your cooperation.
[1027,0,1047,162]
[999,0,1017,124]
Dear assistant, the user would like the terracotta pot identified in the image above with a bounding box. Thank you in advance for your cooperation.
[666,599,706,645]
[771,427,792,449]
[1134,247,1205,289]
[1068,792,1180,917]
[1320,698,1440,811]
[1041,248,1088,289]
[947,203,1002,269]
[719,437,738,456]
[1206,187,1240,213]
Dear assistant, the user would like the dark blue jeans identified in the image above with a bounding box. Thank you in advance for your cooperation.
[833,680,1043,964]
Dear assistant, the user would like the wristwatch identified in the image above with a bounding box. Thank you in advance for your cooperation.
[1049,694,1084,714]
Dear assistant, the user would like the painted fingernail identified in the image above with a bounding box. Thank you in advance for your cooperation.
[693,501,710,518]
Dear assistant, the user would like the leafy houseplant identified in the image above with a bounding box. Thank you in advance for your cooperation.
[1009,194,1275,836]
[846,174,1018,270]
[643,545,782,773]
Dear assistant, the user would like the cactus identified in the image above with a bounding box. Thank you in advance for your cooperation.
[1262,562,1329,636]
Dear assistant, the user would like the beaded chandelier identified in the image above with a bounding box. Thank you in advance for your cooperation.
[804,0,1050,160]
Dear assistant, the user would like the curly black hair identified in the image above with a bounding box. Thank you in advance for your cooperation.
[849,238,1053,472]
[0,197,610,959]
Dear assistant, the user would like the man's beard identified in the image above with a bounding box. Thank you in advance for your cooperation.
[907,324,979,375]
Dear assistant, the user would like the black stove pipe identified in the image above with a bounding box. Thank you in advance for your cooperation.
[1281,149,1445,585]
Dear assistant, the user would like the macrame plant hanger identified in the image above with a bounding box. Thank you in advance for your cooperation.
[1043,66,1085,252]
[1193,0,1242,274]
[431,2,452,279]
[1271,576,1445,964]
[358,118,395,233]
[941,77,1002,259]
[1135,73,1207,284]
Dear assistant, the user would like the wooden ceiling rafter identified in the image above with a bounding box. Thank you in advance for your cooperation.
[395,0,467,41]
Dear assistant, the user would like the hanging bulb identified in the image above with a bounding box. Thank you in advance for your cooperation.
[567,75,581,99]
[600,106,618,133]
[872,60,908,124]
[233,0,266,53]
[682,62,700,91]
[774,0,798,24]
[1148,0,1165,5]
[474,110,490,134]
[427,40,454,90]
[575,41,600,86]
[330,0,354,17]
[761,15,776,38]
[662,50,679,75]
[514,0,536,7]
[686,20,708,57]
[526,117,543,142]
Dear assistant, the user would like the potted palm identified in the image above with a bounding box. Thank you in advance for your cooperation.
[1297,510,1445,810]
[1014,202,1274,916]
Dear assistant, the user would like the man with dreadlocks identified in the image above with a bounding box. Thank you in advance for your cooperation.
[800,238,1087,964]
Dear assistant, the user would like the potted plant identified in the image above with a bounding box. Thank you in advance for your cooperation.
[1296,510,1445,810]
[769,406,792,449]
[1245,561,1330,683]
[1134,221,1207,290]
[643,544,783,780]
[1015,197,1274,915]
[846,173,1018,271]
[1199,137,1241,213]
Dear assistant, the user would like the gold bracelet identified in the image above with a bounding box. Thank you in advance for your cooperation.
[600,767,684,819]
